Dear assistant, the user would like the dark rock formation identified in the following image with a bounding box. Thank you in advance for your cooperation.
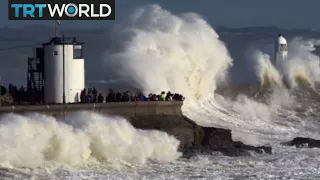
[129,115,272,157]
[282,137,320,148]
[199,127,272,156]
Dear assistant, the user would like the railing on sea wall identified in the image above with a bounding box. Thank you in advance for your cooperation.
[0,101,183,117]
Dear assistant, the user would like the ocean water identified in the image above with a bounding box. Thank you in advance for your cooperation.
[1,4,320,180]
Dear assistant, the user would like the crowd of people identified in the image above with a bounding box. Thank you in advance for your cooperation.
[80,88,185,103]
[0,84,43,104]
[0,85,184,105]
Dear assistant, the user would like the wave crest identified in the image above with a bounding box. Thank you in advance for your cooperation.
[0,112,181,168]
[105,4,233,100]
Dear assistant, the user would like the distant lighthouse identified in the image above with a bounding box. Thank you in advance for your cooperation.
[274,33,288,70]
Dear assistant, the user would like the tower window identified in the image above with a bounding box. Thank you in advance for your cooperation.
[73,45,83,59]
[53,51,58,55]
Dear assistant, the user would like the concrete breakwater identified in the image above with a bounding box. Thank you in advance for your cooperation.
[0,101,271,157]
[0,101,183,117]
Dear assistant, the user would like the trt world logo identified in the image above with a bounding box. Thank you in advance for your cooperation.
[8,0,115,20]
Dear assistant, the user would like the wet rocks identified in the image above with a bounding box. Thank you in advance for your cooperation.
[195,126,271,156]
[282,137,320,148]
[129,115,272,157]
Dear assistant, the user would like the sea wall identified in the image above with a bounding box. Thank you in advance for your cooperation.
[0,101,272,157]
[0,101,183,118]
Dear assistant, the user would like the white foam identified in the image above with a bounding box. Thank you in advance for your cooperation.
[253,50,282,87]
[252,38,320,88]
[104,4,232,100]
[0,112,181,168]
[102,4,320,144]
[3,4,320,179]
[183,37,320,145]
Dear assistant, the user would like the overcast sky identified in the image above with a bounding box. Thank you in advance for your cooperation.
[3,0,319,29]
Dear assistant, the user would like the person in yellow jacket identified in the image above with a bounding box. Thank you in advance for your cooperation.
[160,91,166,101]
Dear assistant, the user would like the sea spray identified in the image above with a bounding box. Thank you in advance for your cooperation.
[64,112,181,164]
[101,3,320,147]
[181,36,320,144]
[105,4,233,100]
[101,4,301,143]
[253,38,320,88]
[253,50,282,88]
[0,112,181,168]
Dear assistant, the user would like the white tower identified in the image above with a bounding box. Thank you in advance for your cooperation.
[43,37,85,104]
[274,33,288,70]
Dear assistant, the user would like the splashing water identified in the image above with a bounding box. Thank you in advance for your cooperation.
[253,38,320,88]
[102,4,320,143]
[253,50,282,88]
[82,5,320,179]
[183,37,320,144]
[0,112,181,169]
[2,3,320,179]
[105,4,233,100]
